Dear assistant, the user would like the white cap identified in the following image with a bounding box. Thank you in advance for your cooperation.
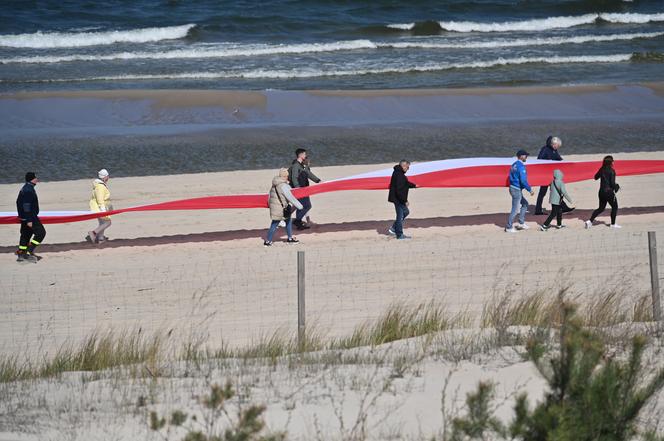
[98,169,109,179]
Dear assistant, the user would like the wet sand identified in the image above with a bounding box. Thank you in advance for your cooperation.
[1,83,664,183]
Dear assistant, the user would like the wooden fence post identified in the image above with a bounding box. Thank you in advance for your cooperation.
[297,250,306,350]
[648,232,662,321]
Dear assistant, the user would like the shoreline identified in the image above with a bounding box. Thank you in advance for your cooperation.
[1,82,664,183]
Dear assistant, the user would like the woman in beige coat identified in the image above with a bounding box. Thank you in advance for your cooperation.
[265,168,303,247]
[86,169,112,243]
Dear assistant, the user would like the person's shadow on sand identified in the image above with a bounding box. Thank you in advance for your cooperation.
[2,205,663,254]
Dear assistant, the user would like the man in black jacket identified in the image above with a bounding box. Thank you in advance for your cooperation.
[535,136,563,215]
[16,172,46,263]
[288,148,322,230]
[388,160,417,240]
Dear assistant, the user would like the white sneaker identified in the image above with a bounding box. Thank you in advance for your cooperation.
[585,220,592,229]
[505,227,517,233]
[388,228,396,236]
[516,223,530,230]
[610,224,622,229]
[555,224,567,229]
[278,220,286,227]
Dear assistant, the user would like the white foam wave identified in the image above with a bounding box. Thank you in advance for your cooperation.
[387,23,415,30]
[600,12,664,24]
[4,54,633,83]
[0,24,196,48]
[387,32,664,50]
[3,33,660,65]
[438,12,664,33]
[1,40,377,64]
[439,14,599,32]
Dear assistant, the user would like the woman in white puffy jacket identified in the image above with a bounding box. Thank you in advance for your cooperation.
[265,168,303,246]
[86,169,112,243]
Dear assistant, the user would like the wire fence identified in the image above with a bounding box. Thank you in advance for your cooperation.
[1,228,662,358]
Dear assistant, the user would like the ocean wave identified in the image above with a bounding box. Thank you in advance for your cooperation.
[384,12,664,34]
[0,40,377,64]
[5,53,642,83]
[599,12,664,24]
[3,33,661,65]
[387,32,664,50]
[0,24,196,48]
[386,23,415,30]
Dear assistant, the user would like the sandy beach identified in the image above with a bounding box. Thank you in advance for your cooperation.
[1,151,663,358]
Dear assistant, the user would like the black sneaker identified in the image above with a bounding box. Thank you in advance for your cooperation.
[286,237,300,244]
[295,223,310,230]
[535,210,547,216]
[16,251,27,262]
[263,241,272,247]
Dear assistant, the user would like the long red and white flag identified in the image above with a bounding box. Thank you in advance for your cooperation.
[2,157,663,224]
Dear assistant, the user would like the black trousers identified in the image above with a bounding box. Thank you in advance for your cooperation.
[543,204,563,227]
[535,186,548,213]
[590,191,618,225]
[19,219,46,253]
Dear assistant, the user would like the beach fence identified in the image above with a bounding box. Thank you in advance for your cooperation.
[0,229,662,358]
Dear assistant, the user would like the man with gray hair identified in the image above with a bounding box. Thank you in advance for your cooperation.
[388,159,417,240]
[535,136,563,215]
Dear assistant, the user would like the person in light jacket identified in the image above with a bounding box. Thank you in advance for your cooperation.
[86,169,112,243]
[540,169,574,230]
[265,168,304,246]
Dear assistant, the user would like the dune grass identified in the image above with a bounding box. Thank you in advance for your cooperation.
[0,289,659,384]
[481,288,655,330]
[0,329,163,383]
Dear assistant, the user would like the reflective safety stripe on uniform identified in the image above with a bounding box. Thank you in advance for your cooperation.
[30,239,40,245]
[18,245,28,250]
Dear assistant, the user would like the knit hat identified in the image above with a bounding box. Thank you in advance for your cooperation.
[98,169,109,179]
[25,172,36,182]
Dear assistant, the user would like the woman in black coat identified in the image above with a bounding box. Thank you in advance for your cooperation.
[585,155,621,229]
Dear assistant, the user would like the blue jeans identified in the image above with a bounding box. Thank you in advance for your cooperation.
[506,186,528,229]
[295,197,312,222]
[266,218,293,242]
[392,202,410,238]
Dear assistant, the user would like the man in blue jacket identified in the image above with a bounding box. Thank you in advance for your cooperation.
[15,172,46,263]
[534,136,563,215]
[505,150,535,233]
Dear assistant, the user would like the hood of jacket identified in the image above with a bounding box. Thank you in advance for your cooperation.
[93,178,106,187]
[553,169,564,181]
[272,176,286,187]
[393,165,404,173]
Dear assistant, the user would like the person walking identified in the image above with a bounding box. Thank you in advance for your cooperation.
[535,136,563,215]
[388,159,417,240]
[505,150,535,233]
[585,155,621,229]
[15,172,46,263]
[265,168,304,246]
[288,148,321,230]
[540,169,574,231]
[86,169,112,243]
